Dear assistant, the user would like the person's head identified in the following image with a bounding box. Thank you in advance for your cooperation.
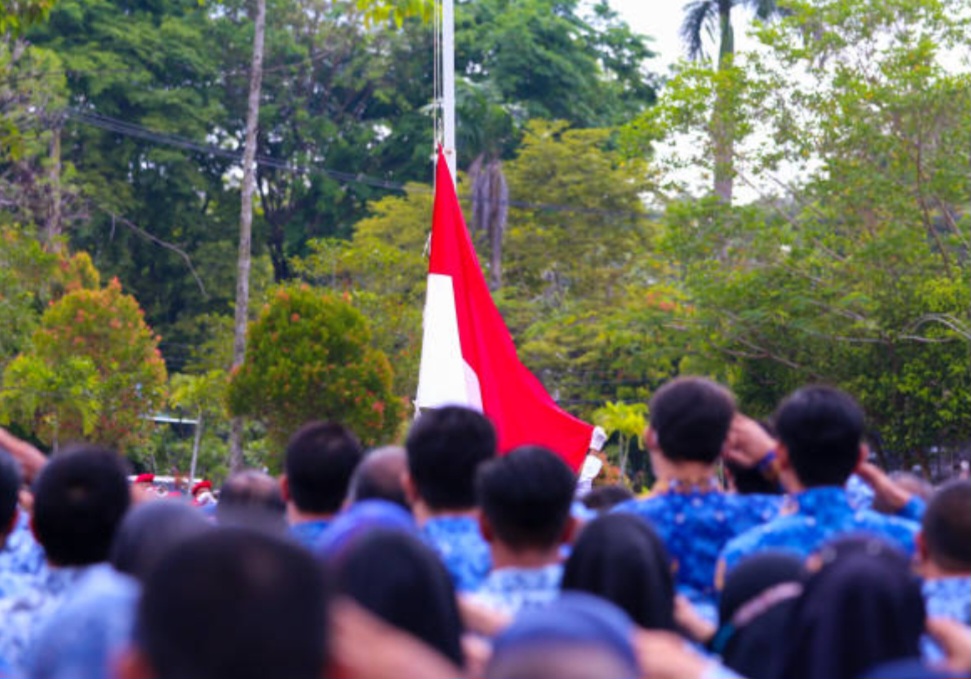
[486,593,639,679]
[714,553,805,679]
[346,446,408,510]
[217,470,284,514]
[283,422,363,516]
[32,445,130,566]
[405,406,496,512]
[725,459,784,495]
[332,529,463,666]
[476,446,576,554]
[315,499,417,560]
[773,541,924,679]
[647,377,736,465]
[216,470,286,532]
[580,485,634,513]
[110,500,213,582]
[125,528,328,679]
[773,386,865,489]
[561,513,675,630]
[0,449,22,542]
[918,480,971,576]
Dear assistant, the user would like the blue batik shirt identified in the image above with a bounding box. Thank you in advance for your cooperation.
[719,486,920,575]
[0,563,97,675]
[0,513,45,577]
[920,576,971,662]
[614,483,781,614]
[422,515,491,593]
[290,519,331,551]
[25,564,139,679]
[472,564,563,616]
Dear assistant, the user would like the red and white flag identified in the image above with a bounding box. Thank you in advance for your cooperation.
[415,148,603,472]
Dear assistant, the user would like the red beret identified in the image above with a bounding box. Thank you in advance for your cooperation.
[192,480,213,495]
[134,473,155,484]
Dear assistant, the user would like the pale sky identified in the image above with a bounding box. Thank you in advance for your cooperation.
[607,0,758,72]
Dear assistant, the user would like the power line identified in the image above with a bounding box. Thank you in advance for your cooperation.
[65,109,651,221]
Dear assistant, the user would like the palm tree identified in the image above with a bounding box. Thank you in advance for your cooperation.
[680,0,784,203]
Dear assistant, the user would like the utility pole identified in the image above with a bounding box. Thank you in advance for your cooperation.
[229,0,267,472]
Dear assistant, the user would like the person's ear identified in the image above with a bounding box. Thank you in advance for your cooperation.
[279,474,291,503]
[645,426,659,453]
[776,444,791,471]
[916,531,930,565]
[560,516,578,545]
[114,646,155,679]
[402,471,419,507]
[857,444,868,469]
[478,511,494,544]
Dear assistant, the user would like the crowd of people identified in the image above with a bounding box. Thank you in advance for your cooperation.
[0,378,968,679]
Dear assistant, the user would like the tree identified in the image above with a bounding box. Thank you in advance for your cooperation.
[652,0,971,463]
[229,0,267,472]
[169,370,228,481]
[292,182,431,398]
[227,285,404,458]
[679,0,785,202]
[592,400,647,483]
[1,277,168,450]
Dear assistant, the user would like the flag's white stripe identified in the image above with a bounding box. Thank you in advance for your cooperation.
[416,273,483,412]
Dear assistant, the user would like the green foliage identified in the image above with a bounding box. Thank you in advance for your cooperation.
[648,0,971,459]
[227,285,405,457]
[292,182,431,398]
[1,277,168,450]
[0,0,55,36]
[593,400,647,481]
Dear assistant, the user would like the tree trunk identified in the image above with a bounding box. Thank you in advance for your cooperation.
[189,412,203,483]
[229,0,267,472]
[712,7,735,204]
[45,126,62,249]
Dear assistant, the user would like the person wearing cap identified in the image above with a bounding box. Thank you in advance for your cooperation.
[191,481,215,507]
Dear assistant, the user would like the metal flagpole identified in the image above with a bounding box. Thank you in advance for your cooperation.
[441,0,456,182]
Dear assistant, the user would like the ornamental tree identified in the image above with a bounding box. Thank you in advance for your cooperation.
[227,285,404,457]
[1,277,167,451]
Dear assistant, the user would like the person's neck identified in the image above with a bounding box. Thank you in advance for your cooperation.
[287,504,334,526]
[490,543,561,571]
[655,461,719,489]
[410,500,476,528]
[920,560,971,580]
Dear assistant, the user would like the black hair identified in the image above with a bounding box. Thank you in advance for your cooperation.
[218,470,285,514]
[285,421,363,514]
[32,445,130,566]
[406,406,496,510]
[137,528,328,679]
[774,386,864,487]
[476,446,576,551]
[649,377,736,464]
[580,485,635,513]
[922,480,971,572]
[561,514,675,631]
[0,450,22,533]
[110,501,213,582]
[347,446,409,510]
[334,529,464,665]
[725,459,783,495]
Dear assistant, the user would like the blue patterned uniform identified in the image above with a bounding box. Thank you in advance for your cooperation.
[614,484,781,614]
[920,576,971,662]
[0,513,45,577]
[422,515,491,593]
[290,519,331,551]
[26,564,139,679]
[719,487,920,574]
[472,564,563,615]
[0,564,96,675]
